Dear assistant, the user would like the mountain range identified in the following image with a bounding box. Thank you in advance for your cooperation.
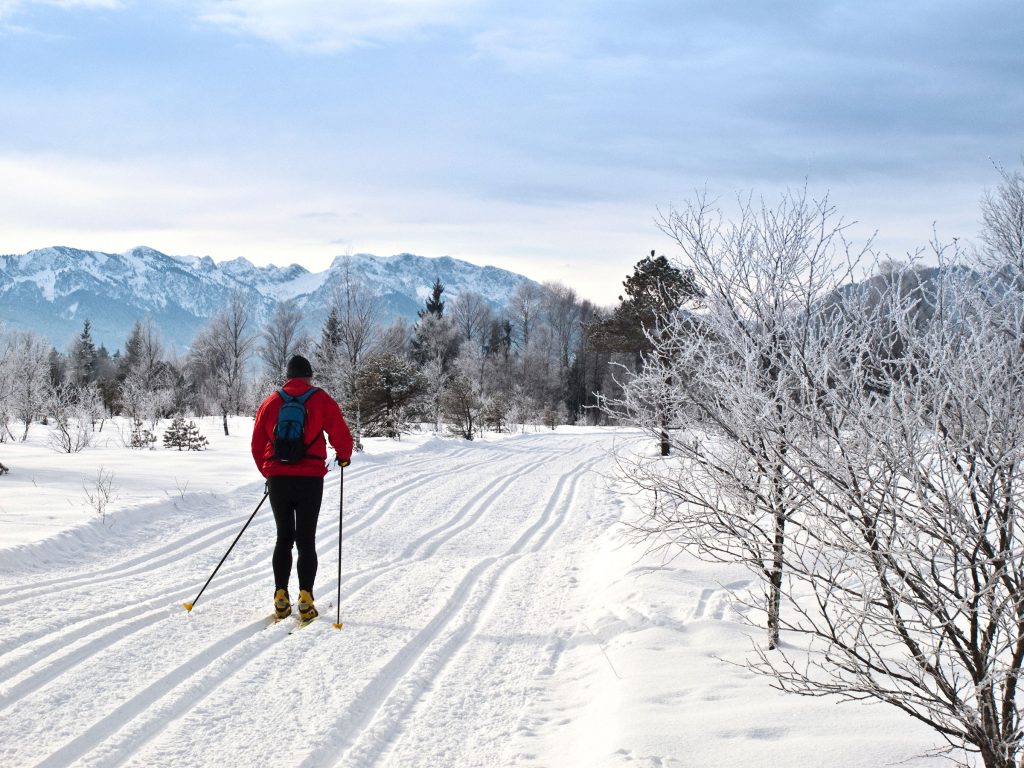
[0,246,535,352]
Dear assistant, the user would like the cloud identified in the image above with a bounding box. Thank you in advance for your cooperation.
[193,0,481,53]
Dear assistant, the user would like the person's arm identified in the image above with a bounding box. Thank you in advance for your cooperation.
[251,398,273,476]
[323,395,354,465]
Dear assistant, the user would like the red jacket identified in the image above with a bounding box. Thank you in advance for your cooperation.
[251,379,354,478]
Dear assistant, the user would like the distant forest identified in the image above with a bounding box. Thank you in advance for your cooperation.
[0,252,690,446]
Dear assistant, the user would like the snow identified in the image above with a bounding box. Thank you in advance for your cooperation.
[0,423,951,767]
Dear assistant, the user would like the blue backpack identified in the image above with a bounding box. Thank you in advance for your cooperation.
[273,387,319,463]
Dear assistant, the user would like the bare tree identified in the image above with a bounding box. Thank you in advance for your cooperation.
[611,189,862,648]
[327,258,381,447]
[450,291,492,348]
[189,290,256,436]
[4,330,53,441]
[259,299,309,380]
[508,282,544,352]
[615,176,1024,766]
[47,382,101,453]
[980,158,1024,274]
[753,255,1024,768]
[541,281,581,375]
[0,326,16,442]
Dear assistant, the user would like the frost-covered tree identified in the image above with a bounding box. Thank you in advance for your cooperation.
[116,319,175,424]
[748,253,1024,768]
[313,306,345,397]
[67,319,97,387]
[614,175,1024,767]
[335,264,380,435]
[979,158,1024,273]
[611,190,861,647]
[355,353,426,438]
[441,371,481,440]
[47,382,103,453]
[508,282,543,352]
[188,290,256,436]
[0,327,16,442]
[5,330,53,441]
[451,291,492,346]
[259,299,308,381]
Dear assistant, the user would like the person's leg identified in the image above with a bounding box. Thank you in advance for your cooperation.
[268,477,297,591]
[293,477,324,595]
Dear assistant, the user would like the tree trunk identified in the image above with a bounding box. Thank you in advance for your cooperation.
[767,506,786,650]
[222,410,229,436]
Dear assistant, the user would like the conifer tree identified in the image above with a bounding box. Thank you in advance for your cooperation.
[69,319,97,387]
[420,277,446,318]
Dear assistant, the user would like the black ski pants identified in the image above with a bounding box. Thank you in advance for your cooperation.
[268,475,324,595]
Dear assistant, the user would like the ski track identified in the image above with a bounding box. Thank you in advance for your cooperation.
[0,452,529,720]
[324,454,601,768]
[0,454,501,682]
[0,434,615,768]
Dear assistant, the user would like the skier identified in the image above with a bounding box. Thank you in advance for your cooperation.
[251,354,353,623]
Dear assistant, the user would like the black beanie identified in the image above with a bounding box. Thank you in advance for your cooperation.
[286,355,314,379]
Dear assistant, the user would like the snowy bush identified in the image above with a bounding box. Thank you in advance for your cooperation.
[83,466,117,521]
[47,383,102,454]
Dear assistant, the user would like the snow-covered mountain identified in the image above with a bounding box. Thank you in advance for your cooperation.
[0,246,535,351]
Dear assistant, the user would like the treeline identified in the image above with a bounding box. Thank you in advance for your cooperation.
[0,257,681,447]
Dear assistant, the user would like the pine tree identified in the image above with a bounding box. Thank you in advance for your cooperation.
[129,418,156,449]
[163,416,208,450]
[313,307,345,396]
[68,319,98,387]
[419,278,446,318]
[586,251,700,358]
[585,251,701,455]
[162,416,186,449]
[184,419,209,451]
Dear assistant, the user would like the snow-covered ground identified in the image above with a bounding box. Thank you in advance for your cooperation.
[0,422,949,767]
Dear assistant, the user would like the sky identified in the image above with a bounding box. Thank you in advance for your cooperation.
[0,0,1021,305]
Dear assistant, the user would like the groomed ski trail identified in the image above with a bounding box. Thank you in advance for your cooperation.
[0,431,622,768]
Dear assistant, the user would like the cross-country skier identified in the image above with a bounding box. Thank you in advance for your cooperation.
[251,355,354,623]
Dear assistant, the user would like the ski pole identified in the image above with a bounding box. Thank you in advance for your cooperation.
[333,465,344,629]
[183,488,270,612]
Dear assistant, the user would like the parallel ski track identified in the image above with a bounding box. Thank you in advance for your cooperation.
[0,450,537,713]
[0,454,495,685]
[0,434,603,768]
[307,452,601,768]
[38,450,580,768]
[1,447,473,603]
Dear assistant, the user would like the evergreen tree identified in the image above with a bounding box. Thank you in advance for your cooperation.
[313,306,345,397]
[69,319,97,387]
[412,278,459,371]
[586,251,701,359]
[163,416,208,451]
[419,277,446,318]
[585,251,701,454]
[129,418,156,449]
[354,353,427,438]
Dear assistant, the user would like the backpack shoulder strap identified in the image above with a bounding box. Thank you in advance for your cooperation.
[277,388,296,403]
[296,387,319,404]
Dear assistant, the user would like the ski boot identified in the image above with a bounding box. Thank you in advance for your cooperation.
[274,588,292,620]
[297,590,318,623]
